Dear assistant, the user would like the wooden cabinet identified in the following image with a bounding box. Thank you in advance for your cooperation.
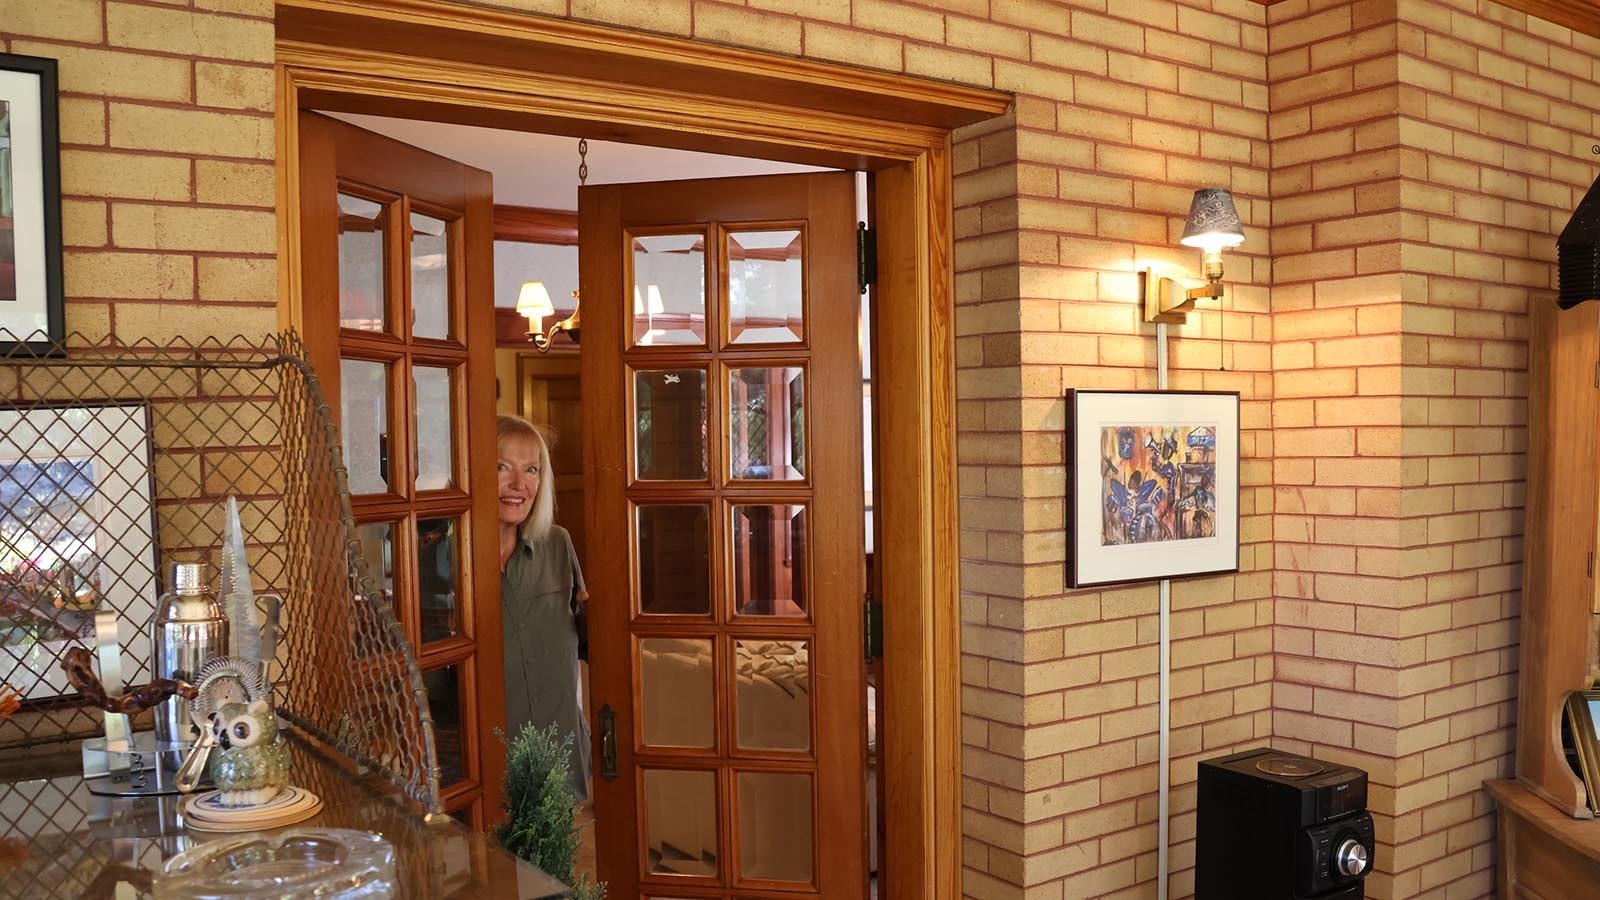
[1514,299,1600,818]
[1492,301,1600,890]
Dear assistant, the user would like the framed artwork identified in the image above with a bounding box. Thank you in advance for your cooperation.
[0,53,64,355]
[1067,390,1240,588]
[0,402,158,702]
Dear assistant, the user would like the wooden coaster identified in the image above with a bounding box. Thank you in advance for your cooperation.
[182,786,323,832]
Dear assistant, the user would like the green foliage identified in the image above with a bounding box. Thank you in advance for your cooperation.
[495,724,606,900]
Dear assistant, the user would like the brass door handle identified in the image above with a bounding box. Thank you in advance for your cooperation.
[599,704,618,782]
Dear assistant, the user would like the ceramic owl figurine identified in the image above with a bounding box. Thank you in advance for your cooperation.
[207,698,290,807]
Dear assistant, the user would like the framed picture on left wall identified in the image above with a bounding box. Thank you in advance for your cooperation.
[0,53,64,355]
[0,402,159,703]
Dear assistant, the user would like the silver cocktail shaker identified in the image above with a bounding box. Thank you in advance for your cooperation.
[152,561,227,745]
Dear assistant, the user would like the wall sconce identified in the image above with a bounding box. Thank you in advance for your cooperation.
[1142,187,1246,324]
[518,280,581,351]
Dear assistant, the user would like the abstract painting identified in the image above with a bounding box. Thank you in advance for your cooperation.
[0,53,62,354]
[1069,391,1239,588]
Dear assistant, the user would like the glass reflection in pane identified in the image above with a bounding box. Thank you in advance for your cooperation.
[338,193,387,331]
[415,365,455,490]
[423,664,467,787]
[641,638,714,748]
[340,359,389,494]
[728,367,804,480]
[635,369,707,481]
[637,505,711,616]
[632,233,706,346]
[735,639,810,751]
[737,772,813,882]
[354,521,394,611]
[417,517,460,643]
[731,505,807,617]
[727,229,803,345]
[644,769,718,877]
[411,212,451,340]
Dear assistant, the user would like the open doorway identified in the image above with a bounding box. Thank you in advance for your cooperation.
[302,109,884,893]
[276,6,1006,894]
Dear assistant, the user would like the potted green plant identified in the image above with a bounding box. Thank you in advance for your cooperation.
[497,723,605,900]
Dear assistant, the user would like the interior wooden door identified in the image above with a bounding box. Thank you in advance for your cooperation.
[519,353,587,562]
[582,172,867,898]
[297,111,504,825]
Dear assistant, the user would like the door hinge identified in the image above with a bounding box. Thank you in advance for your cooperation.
[1594,361,1599,388]
[1589,552,1595,578]
[864,593,883,662]
[857,222,876,295]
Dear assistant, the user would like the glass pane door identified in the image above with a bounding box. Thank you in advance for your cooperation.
[585,172,866,898]
[301,111,499,825]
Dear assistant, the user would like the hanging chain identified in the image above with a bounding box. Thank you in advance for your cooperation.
[578,138,589,187]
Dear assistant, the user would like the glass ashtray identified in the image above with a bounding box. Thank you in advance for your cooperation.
[156,828,396,898]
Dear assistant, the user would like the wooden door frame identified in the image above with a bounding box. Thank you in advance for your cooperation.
[273,3,1009,895]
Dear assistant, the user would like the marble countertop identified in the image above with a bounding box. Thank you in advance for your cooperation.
[0,729,569,899]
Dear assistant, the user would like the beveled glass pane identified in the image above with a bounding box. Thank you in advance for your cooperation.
[417,517,460,643]
[728,229,803,345]
[354,521,394,611]
[731,505,807,617]
[338,192,387,331]
[635,369,707,481]
[411,211,451,340]
[632,233,706,346]
[728,367,804,480]
[340,359,389,494]
[415,365,455,491]
[641,638,714,748]
[643,769,718,877]
[638,505,711,616]
[423,664,467,787]
[735,640,810,751]
[737,772,813,882]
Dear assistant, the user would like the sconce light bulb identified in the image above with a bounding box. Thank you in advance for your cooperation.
[1202,249,1224,283]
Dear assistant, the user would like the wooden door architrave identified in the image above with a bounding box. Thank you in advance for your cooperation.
[274,4,1009,895]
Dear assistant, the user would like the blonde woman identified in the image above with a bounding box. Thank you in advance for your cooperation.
[496,414,589,800]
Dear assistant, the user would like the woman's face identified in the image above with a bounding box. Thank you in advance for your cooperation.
[497,435,542,530]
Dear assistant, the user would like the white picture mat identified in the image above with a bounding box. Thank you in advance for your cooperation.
[1071,392,1239,587]
[0,67,48,330]
[0,404,158,698]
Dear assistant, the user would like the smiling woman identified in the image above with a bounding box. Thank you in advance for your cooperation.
[496,414,590,802]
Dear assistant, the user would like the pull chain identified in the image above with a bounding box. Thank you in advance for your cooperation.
[578,138,589,187]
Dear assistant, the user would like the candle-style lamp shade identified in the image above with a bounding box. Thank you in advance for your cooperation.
[516,281,555,324]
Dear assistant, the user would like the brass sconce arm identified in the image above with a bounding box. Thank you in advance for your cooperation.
[1142,269,1228,325]
[527,307,581,351]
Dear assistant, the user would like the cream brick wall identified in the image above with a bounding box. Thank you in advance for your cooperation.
[1270,1,1594,898]
[1,0,278,344]
[18,0,1595,897]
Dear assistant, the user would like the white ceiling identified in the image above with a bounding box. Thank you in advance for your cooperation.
[327,112,830,209]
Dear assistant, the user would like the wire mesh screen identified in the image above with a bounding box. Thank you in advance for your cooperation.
[0,332,441,815]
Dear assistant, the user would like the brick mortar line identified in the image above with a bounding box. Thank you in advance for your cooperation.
[14,33,274,68]
[1265,9,1402,55]
[106,0,275,26]
[89,95,275,119]
[66,195,276,214]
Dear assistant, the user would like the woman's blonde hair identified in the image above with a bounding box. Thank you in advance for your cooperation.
[497,415,556,542]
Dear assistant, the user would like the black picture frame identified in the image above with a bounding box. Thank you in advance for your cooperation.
[0,52,64,356]
[1066,389,1241,588]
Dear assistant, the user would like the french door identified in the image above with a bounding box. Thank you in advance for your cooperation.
[297,112,504,824]
[582,172,868,897]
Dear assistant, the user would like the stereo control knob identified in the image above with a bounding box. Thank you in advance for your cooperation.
[1335,838,1369,877]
